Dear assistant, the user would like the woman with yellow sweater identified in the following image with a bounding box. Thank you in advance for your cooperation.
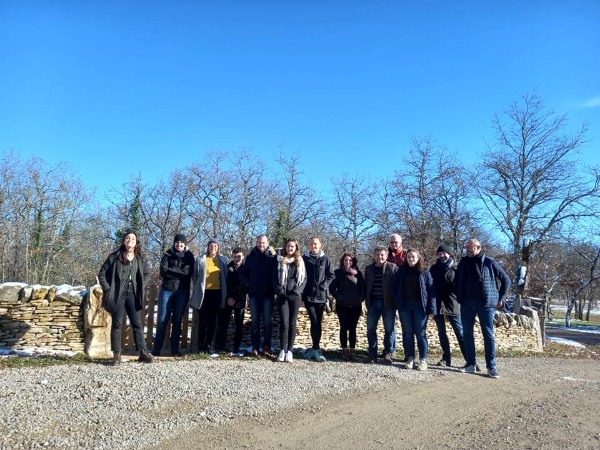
[190,238,228,353]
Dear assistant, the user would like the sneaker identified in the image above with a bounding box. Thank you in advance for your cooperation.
[416,360,428,371]
[383,353,393,365]
[286,350,294,363]
[435,359,449,367]
[276,350,286,362]
[405,358,415,370]
[476,363,482,372]
[314,349,326,362]
[305,349,316,360]
[368,356,377,364]
[488,368,500,379]
[461,364,477,374]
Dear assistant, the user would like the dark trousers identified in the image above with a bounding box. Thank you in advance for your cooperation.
[305,302,325,350]
[197,289,221,352]
[277,295,301,352]
[433,314,466,365]
[216,306,245,352]
[111,286,146,353]
[336,304,362,349]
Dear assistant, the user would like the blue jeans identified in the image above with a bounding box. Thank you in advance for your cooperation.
[366,299,396,357]
[461,299,496,369]
[249,295,274,351]
[153,289,189,354]
[398,302,429,360]
[434,314,466,365]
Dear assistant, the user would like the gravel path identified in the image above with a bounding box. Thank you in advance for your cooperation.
[2,354,599,450]
[0,355,432,450]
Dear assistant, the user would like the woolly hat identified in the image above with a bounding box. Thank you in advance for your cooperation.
[173,233,187,244]
[207,238,219,248]
[436,244,453,255]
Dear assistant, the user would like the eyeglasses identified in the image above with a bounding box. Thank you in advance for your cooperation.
[389,241,399,244]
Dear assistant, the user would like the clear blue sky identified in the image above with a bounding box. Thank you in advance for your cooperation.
[1,1,599,197]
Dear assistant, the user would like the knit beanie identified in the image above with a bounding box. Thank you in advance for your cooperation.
[436,244,453,255]
[173,233,187,244]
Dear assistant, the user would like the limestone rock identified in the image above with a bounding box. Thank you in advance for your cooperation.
[84,284,112,358]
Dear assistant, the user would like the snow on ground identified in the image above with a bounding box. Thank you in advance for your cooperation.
[0,347,77,358]
[545,336,586,348]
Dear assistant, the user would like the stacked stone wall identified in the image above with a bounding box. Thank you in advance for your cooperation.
[0,283,543,356]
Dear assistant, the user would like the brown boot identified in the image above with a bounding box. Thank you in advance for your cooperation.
[342,348,350,361]
[349,349,356,361]
[263,347,271,358]
[111,351,121,366]
[138,349,154,363]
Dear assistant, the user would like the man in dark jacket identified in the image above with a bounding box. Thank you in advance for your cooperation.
[152,233,195,357]
[430,244,467,368]
[242,234,277,357]
[455,238,511,379]
[365,245,398,364]
[215,247,248,355]
[302,237,335,362]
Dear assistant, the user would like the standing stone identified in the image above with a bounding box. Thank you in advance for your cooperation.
[84,284,112,358]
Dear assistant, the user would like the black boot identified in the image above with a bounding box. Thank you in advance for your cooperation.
[138,349,154,363]
[111,351,121,366]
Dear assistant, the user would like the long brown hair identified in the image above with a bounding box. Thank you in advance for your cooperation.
[404,248,424,272]
[283,238,302,267]
[118,231,142,264]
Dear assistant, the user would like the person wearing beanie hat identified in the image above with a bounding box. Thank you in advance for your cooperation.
[152,233,195,357]
[436,244,453,255]
[173,233,187,245]
[190,238,228,353]
[429,244,467,369]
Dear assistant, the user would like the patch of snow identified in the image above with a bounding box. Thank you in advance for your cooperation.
[545,336,585,348]
[0,346,77,358]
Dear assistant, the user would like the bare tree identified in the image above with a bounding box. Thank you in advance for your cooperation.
[476,94,600,289]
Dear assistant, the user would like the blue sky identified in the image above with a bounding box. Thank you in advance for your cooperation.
[1,1,599,198]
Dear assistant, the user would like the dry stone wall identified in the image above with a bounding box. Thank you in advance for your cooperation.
[0,283,86,352]
[0,283,543,355]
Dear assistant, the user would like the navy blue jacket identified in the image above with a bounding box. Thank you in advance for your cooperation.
[393,266,437,315]
[241,246,277,298]
[455,254,511,308]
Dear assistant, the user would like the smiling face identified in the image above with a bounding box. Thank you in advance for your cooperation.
[123,233,137,252]
[374,249,387,266]
[342,255,353,269]
[174,240,185,252]
[207,242,219,257]
[285,240,297,257]
[406,250,419,267]
[309,238,322,254]
[389,234,402,251]
[256,236,269,253]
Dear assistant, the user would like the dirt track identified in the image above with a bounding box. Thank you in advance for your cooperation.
[153,357,600,450]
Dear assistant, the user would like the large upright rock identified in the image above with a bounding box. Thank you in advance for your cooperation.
[84,284,112,358]
[519,305,544,352]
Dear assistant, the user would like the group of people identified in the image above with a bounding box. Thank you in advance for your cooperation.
[98,231,510,378]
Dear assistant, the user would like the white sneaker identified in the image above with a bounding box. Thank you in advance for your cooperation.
[406,358,415,370]
[286,350,294,363]
[416,360,428,371]
[276,350,286,362]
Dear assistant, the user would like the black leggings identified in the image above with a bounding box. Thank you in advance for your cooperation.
[336,304,362,349]
[277,295,301,352]
[305,302,325,350]
[197,289,221,351]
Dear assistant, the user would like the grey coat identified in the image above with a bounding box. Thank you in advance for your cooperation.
[190,254,229,309]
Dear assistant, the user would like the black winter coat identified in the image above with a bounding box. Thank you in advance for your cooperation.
[241,247,277,298]
[227,261,249,308]
[429,257,460,316]
[329,268,365,308]
[302,252,335,304]
[160,247,195,292]
[98,251,148,314]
